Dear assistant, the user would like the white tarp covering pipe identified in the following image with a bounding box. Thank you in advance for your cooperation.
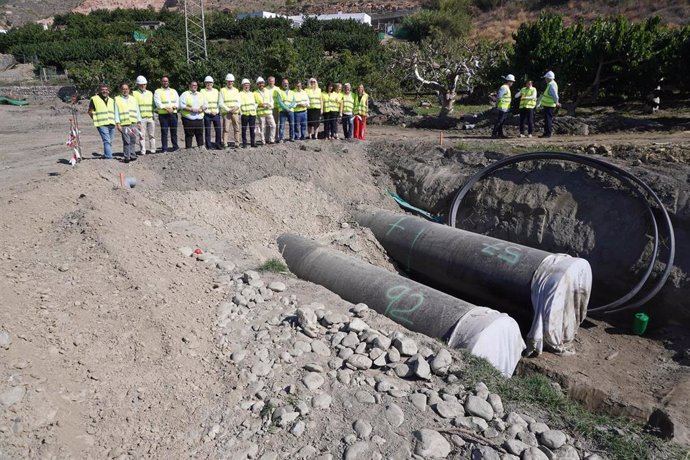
[278,233,525,376]
[355,208,593,356]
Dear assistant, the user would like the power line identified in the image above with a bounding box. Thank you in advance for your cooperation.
[184,0,208,63]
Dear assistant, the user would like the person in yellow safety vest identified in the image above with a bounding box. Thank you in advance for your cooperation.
[492,74,515,139]
[88,82,116,159]
[514,79,537,138]
[134,75,156,155]
[276,78,296,143]
[219,73,241,149]
[239,78,258,148]
[267,76,280,143]
[537,70,560,138]
[305,77,322,139]
[153,76,180,152]
[292,80,309,141]
[201,76,221,150]
[322,82,340,140]
[340,83,355,139]
[353,84,369,140]
[114,82,142,163]
[178,81,208,149]
[333,82,343,139]
[254,77,276,145]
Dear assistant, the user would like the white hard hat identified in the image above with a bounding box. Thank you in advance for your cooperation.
[256,77,265,84]
[241,78,250,85]
[204,76,214,83]
[225,73,235,81]
[504,74,516,82]
[136,75,147,85]
[543,71,555,80]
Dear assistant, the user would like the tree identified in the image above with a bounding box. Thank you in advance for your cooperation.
[394,36,506,116]
[399,0,472,42]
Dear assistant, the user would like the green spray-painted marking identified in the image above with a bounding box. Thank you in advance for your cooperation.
[385,284,424,326]
[481,242,523,266]
[386,217,407,236]
[406,228,426,272]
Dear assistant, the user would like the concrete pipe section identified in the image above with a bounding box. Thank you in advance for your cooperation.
[355,208,593,357]
[278,233,526,377]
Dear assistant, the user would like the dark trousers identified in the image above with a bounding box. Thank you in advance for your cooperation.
[241,115,256,146]
[204,113,221,148]
[323,111,338,138]
[159,113,179,152]
[519,108,534,135]
[181,117,204,148]
[294,111,307,140]
[492,110,509,136]
[543,106,555,136]
[342,114,353,139]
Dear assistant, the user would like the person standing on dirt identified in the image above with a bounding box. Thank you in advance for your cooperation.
[254,77,275,145]
[292,81,309,141]
[492,74,515,139]
[179,81,207,149]
[219,74,241,149]
[276,78,296,143]
[353,84,369,140]
[341,83,355,140]
[322,82,339,140]
[239,78,258,148]
[201,76,221,150]
[134,76,156,155]
[537,70,560,138]
[88,82,116,160]
[334,82,343,139]
[305,78,322,140]
[114,83,142,163]
[154,76,180,152]
[267,76,280,143]
[515,79,537,138]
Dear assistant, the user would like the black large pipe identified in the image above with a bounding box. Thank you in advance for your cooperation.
[277,233,525,375]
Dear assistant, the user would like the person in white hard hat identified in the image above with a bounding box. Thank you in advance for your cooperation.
[239,78,258,148]
[219,73,241,148]
[253,77,275,145]
[178,81,208,149]
[201,76,221,149]
[537,70,560,138]
[492,74,515,139]
[133,75,156,155]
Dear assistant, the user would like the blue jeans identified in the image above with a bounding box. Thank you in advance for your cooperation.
[159,112,179,151]
[342,114,353,139]
[279,110,294,141]
[97,125,115,159]
[294,111,307,140]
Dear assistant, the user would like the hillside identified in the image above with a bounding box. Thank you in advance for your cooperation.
[1,0,689,38]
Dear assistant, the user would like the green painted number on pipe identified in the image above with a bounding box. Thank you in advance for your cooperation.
[481,243,522,265]
[385,285,424,326]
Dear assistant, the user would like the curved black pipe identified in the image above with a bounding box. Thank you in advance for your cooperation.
[447,152,675,314]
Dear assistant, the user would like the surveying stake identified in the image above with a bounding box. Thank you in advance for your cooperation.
[67,96,83,166]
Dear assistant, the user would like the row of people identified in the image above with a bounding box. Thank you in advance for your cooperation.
[88,75,370,161]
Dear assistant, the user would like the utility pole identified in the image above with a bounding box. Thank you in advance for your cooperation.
[184,0,208,63]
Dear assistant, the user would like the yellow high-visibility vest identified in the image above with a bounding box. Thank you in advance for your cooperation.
[323,92,339,112]
[201,88,219,113]
[305,87,322,110]
[133,90,154,119]
[115,95,139,126]
[293,90,309,112]
[154,88,178,114]
[497,84,511,110]
[239,91,257,116]
[220,86,240,113]
[519,87,537,109]
[341,93,354,114]
[354,93,369,116]
[541,81,558,108]
[254,89,272,116]
[90,95,115,127]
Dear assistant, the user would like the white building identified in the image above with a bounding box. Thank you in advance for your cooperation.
[240,11,372,28]
[237,11,285,20]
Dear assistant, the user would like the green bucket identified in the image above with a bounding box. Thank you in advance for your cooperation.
[632,312,649,335]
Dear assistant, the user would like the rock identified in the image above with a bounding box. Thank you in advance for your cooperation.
[353,419,373,439]
[321,311,349,326]
[231,350,247,363]
[554,445,580,460]
[311,340,331,357]
[352,303,369,315]
[488,394,504,418]
[302,372,325,390]
[434,401,465,419]
[355,391,375,404]
[341,332,360,349]
[387,347,401,362]
[296,307,319,334]
[252,361,272,377]
[413,429,451,458]
[268,281,286,292]
[347,318,370,333]
[291,420,306,436]
[58,264,69,272]
[394,363,412,378]
[312,393,332,409]
[243,270,261,283]
[372,335,391,350]
[0,386,25,408]
[517,431,539,447]
[217,260,236,271]
[454,416,489,432]
[0,54,17,72]
[385,403,405,427]
[275,411,300,427]
[408,354,431,380]
[0,331,11,350]
[344,441,376,460]
[504,439,529,456]
[259,452,279,460]
[304,363,324,373]
[540,430,566,450]
[471,446,501,460]
[410,393,427,411]
[296,445,317,458]
[465,395,494,421]
[475,382,490,400]
[346,354,373,370]
[430,349,452,375]
[393,337,418,356]
[179,246,194,257]
[521,447,549,460]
